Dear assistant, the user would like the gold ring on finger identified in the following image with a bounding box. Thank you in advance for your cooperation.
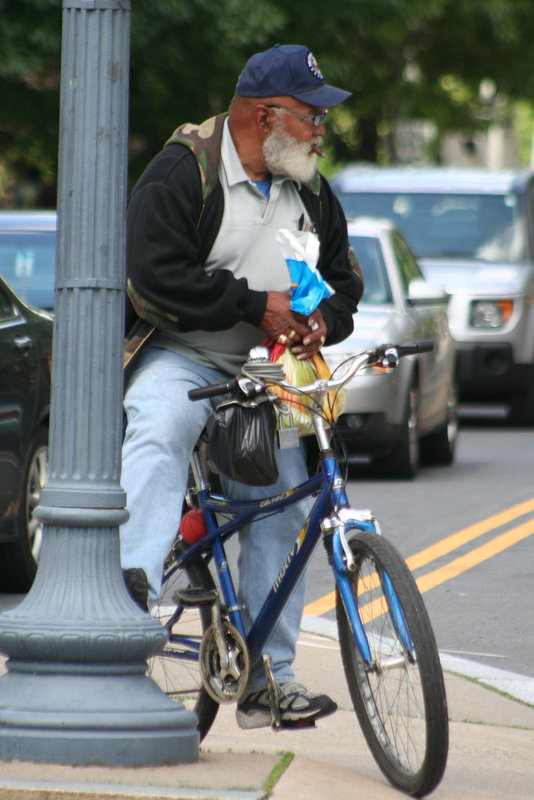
[288,329,296,340]
[278,334,288,345]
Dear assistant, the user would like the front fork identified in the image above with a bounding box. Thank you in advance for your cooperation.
[328,512,414,669]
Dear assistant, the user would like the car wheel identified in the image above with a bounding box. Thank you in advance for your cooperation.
[0,427,48,592]
[421,380,458,466]
[374,384,419,479]
[508,384,534,425]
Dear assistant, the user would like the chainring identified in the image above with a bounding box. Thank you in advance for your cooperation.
[199,620,250,704]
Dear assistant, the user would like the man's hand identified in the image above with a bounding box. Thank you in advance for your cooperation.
[260,291,310,344]
[259,292,328,359]
[290,309,328,359]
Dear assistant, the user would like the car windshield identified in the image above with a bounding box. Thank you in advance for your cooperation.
[350,234,393,305]
[0,231,56,310]
[340,192,525,263]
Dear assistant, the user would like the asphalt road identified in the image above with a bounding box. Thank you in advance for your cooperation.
[306,417,534,679]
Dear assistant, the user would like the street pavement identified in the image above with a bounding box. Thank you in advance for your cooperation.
[1,616,533,799]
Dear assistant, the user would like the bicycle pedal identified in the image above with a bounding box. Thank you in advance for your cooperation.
[278,718,317,729]
[173,587,218,607]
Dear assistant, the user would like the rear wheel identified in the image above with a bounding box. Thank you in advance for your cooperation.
[336,531,448,797]
[148,541,220,740]
[421,380,458,466]
[374,384,419,479]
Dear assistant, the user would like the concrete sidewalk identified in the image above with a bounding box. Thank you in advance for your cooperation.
[1,622,534,799]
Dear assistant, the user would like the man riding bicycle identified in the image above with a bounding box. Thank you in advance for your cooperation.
[121,43,363,729]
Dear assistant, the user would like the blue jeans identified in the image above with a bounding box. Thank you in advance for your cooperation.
[120,346,310,688]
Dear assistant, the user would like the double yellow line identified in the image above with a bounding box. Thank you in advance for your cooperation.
[304,497,534,617]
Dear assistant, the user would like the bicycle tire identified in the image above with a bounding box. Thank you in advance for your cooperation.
[148,541,219,741]
[335,530,448,797]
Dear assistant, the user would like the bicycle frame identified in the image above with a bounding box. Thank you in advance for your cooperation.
[169,443,382,674]
[163,348,425,680]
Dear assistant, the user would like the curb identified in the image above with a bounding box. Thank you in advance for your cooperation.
[300,614,534,707]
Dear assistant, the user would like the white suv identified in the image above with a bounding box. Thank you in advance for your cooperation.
[332,166,534,423]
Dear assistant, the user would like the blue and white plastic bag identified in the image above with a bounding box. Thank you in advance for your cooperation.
[276,228,333,315]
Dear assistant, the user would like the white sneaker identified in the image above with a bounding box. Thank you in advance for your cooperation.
[236,681,337,730]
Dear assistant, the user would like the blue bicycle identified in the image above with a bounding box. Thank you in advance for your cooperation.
[148,342,449,797]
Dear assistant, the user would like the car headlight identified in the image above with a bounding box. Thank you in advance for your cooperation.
[470,299,513,328]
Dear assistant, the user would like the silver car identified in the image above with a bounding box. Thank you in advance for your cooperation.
[331,166,534,423]
[324,217,458,479]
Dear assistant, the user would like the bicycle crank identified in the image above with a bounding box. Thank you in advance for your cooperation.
[199,602,250,704]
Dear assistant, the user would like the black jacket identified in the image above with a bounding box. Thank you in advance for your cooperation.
[126,114,363,345]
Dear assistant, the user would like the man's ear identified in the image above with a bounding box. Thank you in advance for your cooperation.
[254,104,270,130]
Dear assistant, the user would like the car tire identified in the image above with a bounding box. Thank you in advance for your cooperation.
[508,384,534,426]
[374,384,419,479]
[421,380,459,466]
[0,427,48,592]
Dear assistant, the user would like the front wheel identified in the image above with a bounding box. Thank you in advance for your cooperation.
[509,382,534,425]
[336,531,448,797]
[0,426,48,592]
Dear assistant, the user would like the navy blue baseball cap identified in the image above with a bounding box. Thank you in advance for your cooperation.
[235,44,351,108]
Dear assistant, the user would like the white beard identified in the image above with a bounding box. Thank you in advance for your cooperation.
[262,121,319,183]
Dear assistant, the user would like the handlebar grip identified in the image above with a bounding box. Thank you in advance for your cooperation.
[188,379,236,401]
[397,340,434,356]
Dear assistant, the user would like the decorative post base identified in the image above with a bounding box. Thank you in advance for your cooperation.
[0,526,199,765]
[0,664,198,766]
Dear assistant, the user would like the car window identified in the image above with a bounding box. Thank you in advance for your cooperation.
[338,191,526,263]
[0,284,17,322]
[349,234,393,305]
[0,231,56,310]
[391,231,423,293]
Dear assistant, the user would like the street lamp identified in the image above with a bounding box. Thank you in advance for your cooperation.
[0,0,199,765]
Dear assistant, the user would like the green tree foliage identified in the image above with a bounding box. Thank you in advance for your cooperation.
[128,0,285,178]
[2,0,534,201]
[0,0,61,190]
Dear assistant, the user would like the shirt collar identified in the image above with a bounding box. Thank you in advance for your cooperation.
[221,119,251,187]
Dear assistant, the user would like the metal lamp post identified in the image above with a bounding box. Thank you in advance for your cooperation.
[0,0,199,765]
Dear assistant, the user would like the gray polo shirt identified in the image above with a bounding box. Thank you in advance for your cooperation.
[153,119,311,375]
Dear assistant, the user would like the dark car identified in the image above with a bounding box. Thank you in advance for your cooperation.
[0,277,52,591]
[0,211,56,312]
[332,166,534,422]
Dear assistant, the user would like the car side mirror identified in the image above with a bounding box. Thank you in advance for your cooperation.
[407,278,449,306]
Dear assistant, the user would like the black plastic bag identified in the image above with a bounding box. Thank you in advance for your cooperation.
[207,391,278,486]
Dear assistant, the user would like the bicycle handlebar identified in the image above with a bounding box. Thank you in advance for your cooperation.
[188,379,237,401]
[394,340,434,356]
[187,340,435,403]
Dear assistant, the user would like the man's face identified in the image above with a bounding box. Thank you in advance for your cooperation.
[261,98,326,183]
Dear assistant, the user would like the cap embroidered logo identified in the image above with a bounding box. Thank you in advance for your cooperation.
[307,52,323,81]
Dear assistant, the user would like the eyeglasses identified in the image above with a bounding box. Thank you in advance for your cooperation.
[267,105,328,128]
